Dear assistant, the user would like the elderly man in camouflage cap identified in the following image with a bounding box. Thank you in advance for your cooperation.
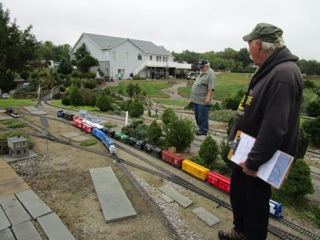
[218,23,303,240]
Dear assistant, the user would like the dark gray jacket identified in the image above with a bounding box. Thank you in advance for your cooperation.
[229,47,303,171]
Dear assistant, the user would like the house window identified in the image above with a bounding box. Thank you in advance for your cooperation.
[111,51,116,61]
[156,56,161,62]
[125,52,129,62]
[164,56,168,62]
[16,143,20,147]
[138,53,142,61]
[150,56,152,61]
[17,150,21,155]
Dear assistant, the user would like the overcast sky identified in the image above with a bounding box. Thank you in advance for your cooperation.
[2,0,319,61]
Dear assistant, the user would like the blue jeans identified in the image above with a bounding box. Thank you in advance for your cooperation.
[193,103,210,133]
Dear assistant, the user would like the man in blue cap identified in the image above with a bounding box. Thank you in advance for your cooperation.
[218,23,303,240]
[191,59,216,136]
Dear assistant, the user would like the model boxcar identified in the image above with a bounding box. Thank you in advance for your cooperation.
[72,116,83,129]
[182,160,210,180]
[161,150,184,168]
[207,172,231,193]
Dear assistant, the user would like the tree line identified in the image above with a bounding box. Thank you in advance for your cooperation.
[2,1,320,95]
[172,49,320,75]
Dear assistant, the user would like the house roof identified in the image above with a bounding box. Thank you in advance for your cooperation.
[83,33,171,56]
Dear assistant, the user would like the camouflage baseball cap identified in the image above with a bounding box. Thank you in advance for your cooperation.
[243,23,283,43]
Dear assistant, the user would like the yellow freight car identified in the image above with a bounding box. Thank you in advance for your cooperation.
[182,160,210,180]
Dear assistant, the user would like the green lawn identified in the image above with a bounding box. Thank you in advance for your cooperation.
[178,72,250,101]
[108,80,174,98]
[0,99,37,108]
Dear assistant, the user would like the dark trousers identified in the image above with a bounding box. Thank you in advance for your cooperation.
[193,103,210,133]
[230,166,271,240]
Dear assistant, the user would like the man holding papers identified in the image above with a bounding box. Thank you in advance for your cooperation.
[218,23,303,240]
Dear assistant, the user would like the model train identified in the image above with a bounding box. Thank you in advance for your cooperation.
[5,107,19,118]
[57,110,283,218]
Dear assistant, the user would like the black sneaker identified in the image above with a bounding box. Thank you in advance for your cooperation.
[218,228,247,240]
[195,130,207,136]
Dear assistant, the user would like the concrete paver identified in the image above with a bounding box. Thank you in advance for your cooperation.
[15,189,52,219]
[192,207,221,227]
[37,212,75,240]
[0,207,11,231]
[12,221,42,240]
[0,228,15,240]
[90,167,137,223]
[159,184,193,208]
[0,194,31,225]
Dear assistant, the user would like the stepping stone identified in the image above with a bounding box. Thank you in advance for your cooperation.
[15,189,52,219]
[0,228,15,240]
[192,207,221,227]
[37,212,75,240]
[0,207,11,231]
[90,167,137,223]
[0,194,30,225]
[12,221,41,240]
[159,184,193,208]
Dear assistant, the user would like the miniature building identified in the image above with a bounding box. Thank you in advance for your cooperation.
[79,109,100,123]
[7,136,29,158]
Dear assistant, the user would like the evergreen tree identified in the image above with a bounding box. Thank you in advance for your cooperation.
[129,99,144,118]
[278,159,314,199]
[161,108,178,125]
[165,116,194,152]
[199,135,219,165]
[68,85,83,106]
[96,91,111,112]
[126,83,135,98]
[147,120,162,145]
[57,57,73,75]
[296,128,310,159]
[0,3,40,93]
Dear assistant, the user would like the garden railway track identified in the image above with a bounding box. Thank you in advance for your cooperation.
[5,107,319,240]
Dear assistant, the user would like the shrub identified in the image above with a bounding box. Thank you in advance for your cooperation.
[96,91,111,112]
[165,116,194,152]
[147,120,162,145]
[296,128,310,159]
[222,89,245,110]
[83,79,97,89]
[61,96,70,106]
[68,85,83,106]
[302,117,320,147]
[129,99,144,118]
[306,100,320,117]
[198,135,219,165]
[161,108,178,125]
[277,159,314,199]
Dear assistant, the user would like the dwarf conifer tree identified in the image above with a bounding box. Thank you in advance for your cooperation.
[147,120,162,145]
[278,159,314,199]
[199,135,219,165]
[96,91,111,112]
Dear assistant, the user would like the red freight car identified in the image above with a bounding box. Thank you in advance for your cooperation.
[81,121,93,133]
[72,116,83,129]
[161,150,184,168]
[207,172,231,193]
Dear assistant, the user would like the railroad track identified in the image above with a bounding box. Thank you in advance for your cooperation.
[15,99,320,239]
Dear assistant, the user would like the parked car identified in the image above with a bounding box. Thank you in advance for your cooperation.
[2,93,10,99]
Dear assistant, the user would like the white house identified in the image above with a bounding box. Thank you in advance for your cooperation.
[70,33,191,80]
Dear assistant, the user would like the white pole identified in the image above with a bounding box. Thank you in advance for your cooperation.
[125,111,128,126]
